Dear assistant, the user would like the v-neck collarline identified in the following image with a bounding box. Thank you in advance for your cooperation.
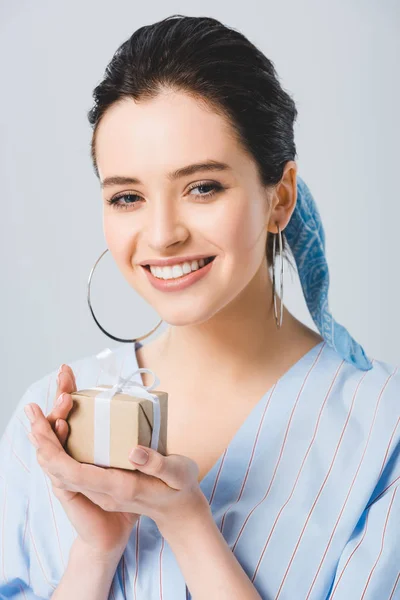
[131,338,327,490]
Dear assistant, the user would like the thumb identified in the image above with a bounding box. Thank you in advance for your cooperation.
[128,446,199,490]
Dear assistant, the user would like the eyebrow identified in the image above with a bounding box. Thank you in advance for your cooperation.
[100,160,232,189]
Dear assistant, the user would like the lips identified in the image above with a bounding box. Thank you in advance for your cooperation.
[141,253,216,292]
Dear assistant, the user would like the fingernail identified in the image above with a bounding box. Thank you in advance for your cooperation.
[129,447,148,465]
[27,432,39,448]
[24,404,35,423]
[57,371,67,387]
[57,364,66,377]
[56,393,65,406]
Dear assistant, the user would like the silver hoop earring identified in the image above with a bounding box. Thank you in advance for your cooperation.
[272,224,284,328]
[87,248,164,343]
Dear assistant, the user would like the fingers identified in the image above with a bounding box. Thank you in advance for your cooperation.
[28,402,124,496]
[27,403,64,453]
[32,414,120,493]
[28,403,81,472]
[128,447,200,490]
[66,365,77,391]
[54,418,69,447]
[57,365,77,398]
[48,365,77,431]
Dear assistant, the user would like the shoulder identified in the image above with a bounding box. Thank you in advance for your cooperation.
[361,353,399,455]
[349,350,399,418]
[301,344,400,520]
[314,343,399,457]
[320,344,399,482]
[318,342,399,408]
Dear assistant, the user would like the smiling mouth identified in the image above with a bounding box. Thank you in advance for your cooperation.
[142,256,216,277]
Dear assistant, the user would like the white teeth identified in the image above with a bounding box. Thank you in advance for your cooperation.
[182,262,192,275]
[158,266,172,279]
[149,257,212,280]
[172,265,183,278]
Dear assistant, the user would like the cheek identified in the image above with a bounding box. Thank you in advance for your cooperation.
[215,199,266,262]
[103,214,139,263]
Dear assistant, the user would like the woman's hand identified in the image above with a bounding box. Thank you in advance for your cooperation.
[24,364,140,561]
[24,365,210,560]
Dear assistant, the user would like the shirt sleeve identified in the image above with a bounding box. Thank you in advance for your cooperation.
[327,438,400,599]
[0,385,44,599]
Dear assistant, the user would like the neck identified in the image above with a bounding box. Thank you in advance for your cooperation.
[151,262,322,387]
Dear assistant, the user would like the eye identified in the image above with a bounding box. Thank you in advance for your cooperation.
[105,193,143,211]
[187,181,223,200]
[105,181,223,211]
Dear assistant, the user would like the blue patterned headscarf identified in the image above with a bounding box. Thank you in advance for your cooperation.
[284,176,373,371]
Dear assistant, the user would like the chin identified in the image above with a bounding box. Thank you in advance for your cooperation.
[157,311,210,328]
[156,299,223,328]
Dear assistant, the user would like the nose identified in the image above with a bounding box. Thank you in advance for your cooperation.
[145,198,188,252]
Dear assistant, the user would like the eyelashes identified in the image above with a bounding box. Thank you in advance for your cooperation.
[105,181,224,211]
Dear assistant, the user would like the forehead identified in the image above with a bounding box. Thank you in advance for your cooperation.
[95,91,241,180]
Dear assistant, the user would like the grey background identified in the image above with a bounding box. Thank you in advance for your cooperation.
[1,1,399,435]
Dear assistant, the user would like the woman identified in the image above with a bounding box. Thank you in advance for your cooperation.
[1,14,399,600]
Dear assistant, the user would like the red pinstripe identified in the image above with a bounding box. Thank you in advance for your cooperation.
[231,342,326,554]
[375,417,400,482]
[274,364,374,599]
[134,515,141,599]
[181,447,229,600]
[251,359,346,584]
[23,499,29,585]
[3,430,30,472]
[209,448,228,506]
[305,365,396,599]
[130,343,173,600]
[329,489,399,600]
[330,510,370,598]
[366,475,400,511]
[365,415,400,511]
[360,486,398,599]
[219,385,277,535]
[330,415,399,600]
[28,522,56,590]
[16,414,33,437]
[389,572,400,599]
[129,342,167,600]
[42,470,67,570]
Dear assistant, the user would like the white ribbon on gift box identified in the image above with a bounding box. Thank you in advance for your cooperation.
[88,348,161,467]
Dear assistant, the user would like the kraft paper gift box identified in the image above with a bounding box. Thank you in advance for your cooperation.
[64,348,168,472]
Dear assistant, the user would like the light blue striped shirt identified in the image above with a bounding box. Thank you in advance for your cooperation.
[1,340,399,599]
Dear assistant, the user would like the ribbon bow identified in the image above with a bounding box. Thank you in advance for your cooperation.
[91,348,161,467]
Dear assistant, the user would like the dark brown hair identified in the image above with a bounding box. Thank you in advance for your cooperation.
[87,14,298,269]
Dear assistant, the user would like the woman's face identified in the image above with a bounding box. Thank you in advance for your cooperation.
[95,91,274,326]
